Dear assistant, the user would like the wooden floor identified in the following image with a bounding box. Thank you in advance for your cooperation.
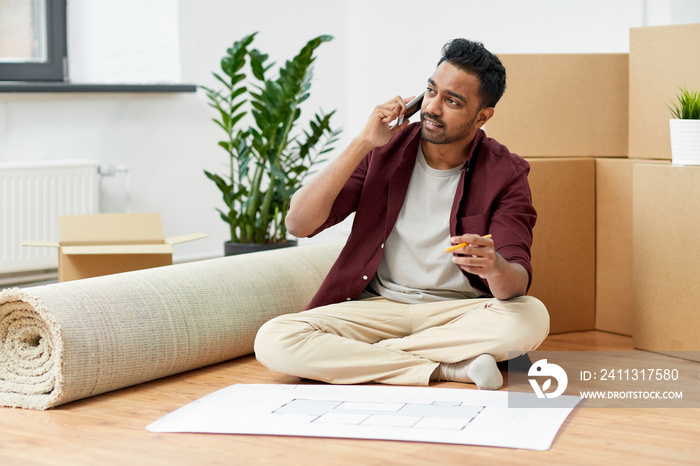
[2,331,699,465]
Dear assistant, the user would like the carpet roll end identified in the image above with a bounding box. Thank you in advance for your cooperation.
[0,288,64,410]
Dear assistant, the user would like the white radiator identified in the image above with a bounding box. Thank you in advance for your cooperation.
[0,160,100,278]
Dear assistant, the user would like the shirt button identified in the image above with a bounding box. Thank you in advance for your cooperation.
[381,243,384,248]
[362,275,368,280]
[346,297,352,301]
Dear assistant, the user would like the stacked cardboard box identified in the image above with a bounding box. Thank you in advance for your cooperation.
[526,158,595,334]
[485,23,700,351]
[485,53,628,334]
[595,158,668,335]
[486,54,628,158]
[628,24,700,353]
[633,164,700,354]
[629,23,700,161]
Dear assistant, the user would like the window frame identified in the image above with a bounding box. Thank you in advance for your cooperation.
[0,0,67,82]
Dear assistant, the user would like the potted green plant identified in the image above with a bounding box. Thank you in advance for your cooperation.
[668,86,700,166]
[202,32,341,255]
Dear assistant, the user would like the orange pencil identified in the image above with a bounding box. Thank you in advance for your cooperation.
[443,234,492,253]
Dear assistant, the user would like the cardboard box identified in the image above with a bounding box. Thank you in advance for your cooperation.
[526,158,596,333]
[595,158,669,336]
[23,213,207,282]
[633,164,700,353]
[629,23,700,160]
[485,54,628,158]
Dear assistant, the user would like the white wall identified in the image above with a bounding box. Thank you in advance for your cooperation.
[1,0,700,262]
[345,0,646,136]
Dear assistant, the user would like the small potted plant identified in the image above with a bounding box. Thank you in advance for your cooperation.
[668,86,700,165]
[202,32,341,255]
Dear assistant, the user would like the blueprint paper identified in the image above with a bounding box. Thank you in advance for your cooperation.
[146,384,581,451]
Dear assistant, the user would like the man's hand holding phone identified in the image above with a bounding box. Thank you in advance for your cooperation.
[286,91,423,238]
[392,91,425,128]
[360,92,424,150]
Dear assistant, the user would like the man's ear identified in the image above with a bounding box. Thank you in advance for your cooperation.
[475,107,495,128]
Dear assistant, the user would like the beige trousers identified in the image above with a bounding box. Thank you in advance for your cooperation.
[254,295,549,386]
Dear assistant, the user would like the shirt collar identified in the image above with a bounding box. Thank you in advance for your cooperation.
[462,129,485,170]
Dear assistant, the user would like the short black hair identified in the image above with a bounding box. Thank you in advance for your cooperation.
[437,39,506,109]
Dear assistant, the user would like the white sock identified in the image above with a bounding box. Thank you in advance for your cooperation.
[434,354,503,390]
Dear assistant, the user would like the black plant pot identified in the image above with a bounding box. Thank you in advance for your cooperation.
[224,240,297,257]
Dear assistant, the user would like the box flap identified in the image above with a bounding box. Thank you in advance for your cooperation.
[165,232,208,245]
[62,244,174,255]
[21,240,61,248]
[58,213,165,246]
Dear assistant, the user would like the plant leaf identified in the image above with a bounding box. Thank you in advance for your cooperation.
[204,33,341,244]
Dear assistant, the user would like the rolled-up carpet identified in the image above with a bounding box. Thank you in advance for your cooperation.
[0,242,342,410]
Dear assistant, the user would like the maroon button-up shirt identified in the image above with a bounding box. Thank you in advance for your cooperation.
[305,122,536,310]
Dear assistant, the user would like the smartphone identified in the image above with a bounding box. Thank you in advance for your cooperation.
[390,91,425,128]
[404,91,425,119]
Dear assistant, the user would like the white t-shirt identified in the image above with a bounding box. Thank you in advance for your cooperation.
[368,144,483,303]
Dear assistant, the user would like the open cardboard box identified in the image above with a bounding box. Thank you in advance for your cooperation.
[23,213,207,282]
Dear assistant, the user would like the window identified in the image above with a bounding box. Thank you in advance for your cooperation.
[0,0,67,81]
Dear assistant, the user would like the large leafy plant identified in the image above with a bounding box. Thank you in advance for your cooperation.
[202,32,340,244]
[668,86,700,119]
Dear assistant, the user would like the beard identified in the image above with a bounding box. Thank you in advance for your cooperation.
[420,111,478,145]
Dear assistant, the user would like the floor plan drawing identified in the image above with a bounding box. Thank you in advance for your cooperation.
[147,384,582,451]
[273,398,484,430]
